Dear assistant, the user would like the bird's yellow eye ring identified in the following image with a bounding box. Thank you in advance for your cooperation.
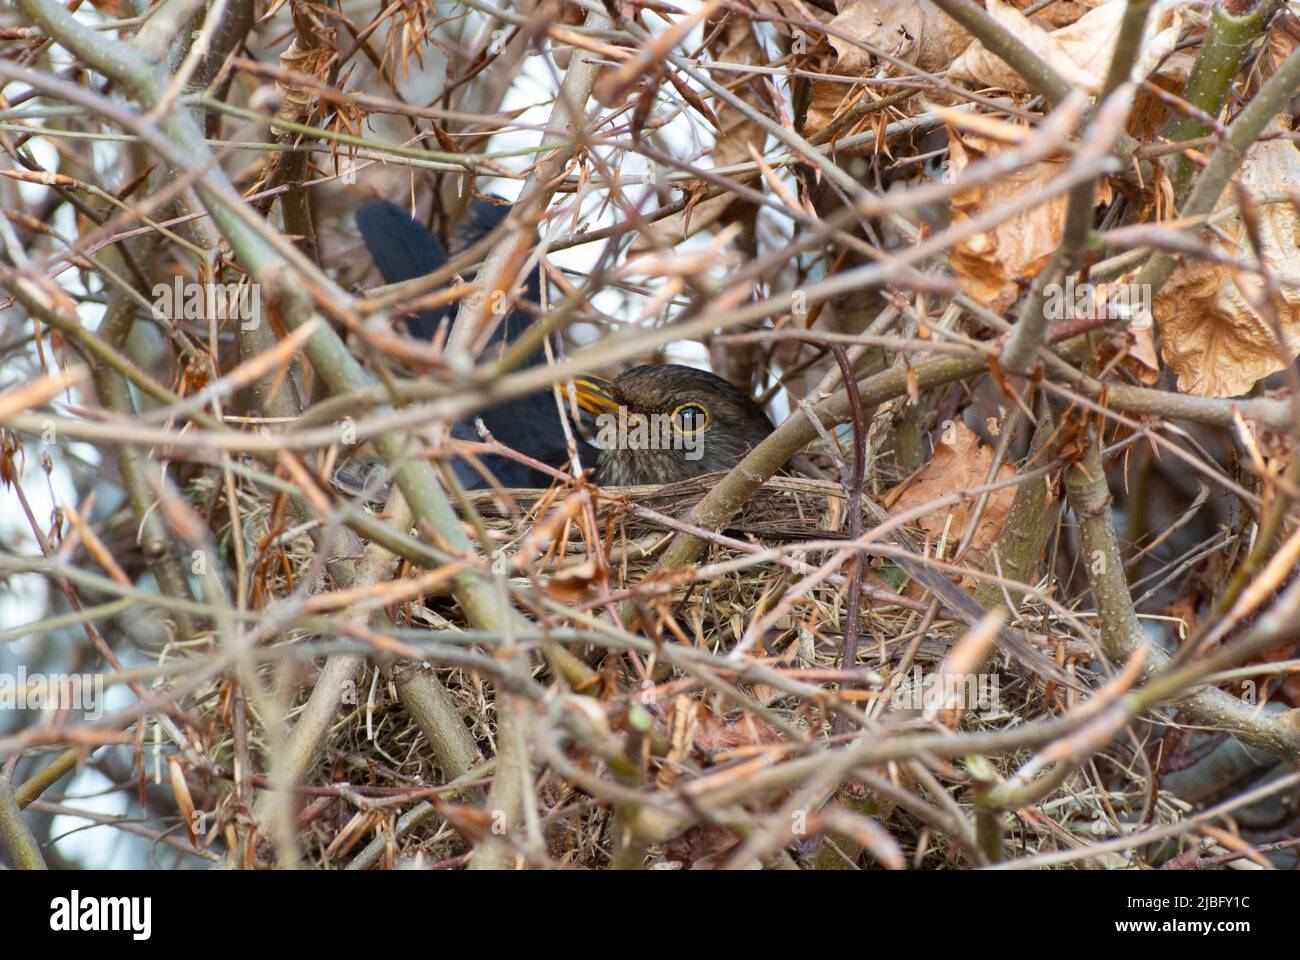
[672,402,710,434]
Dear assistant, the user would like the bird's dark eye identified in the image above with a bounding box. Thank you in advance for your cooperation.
[672,402,709,434]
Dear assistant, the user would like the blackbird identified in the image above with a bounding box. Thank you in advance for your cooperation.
[351,213,1068,685]
[355,199,777,489]
[356,199,571,487]
[574,364,775,486]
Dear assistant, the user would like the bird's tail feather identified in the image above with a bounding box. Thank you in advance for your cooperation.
[355,200,451,342]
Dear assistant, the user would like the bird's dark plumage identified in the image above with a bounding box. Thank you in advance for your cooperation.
[356,199,572,487]
[356,200,778,492]
[355,201,452,343]
[355,199,543,355]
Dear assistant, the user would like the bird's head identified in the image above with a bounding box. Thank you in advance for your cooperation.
[573,363,775,486]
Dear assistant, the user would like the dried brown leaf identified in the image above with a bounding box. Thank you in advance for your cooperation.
[1264,8,1300,81]
[949,0,1188,95]
[946,131,1109,312]
[664,823,740,867]
[690,702,780,758]
[891,419,1016,567]
[546,559,603,602]
[1007,0,1106,29]
[1154,123,1300,398]
[1122,314,1161,385]
[167,756,198,846]
[827,0,968,77]
[803,0,968,140]
[1094,271,1161,385]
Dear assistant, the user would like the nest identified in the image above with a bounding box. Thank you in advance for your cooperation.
[172,466,1184,870]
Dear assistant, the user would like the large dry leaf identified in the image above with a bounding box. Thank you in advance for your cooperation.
[891,420,1016,568]
[803,0,970,140]
[949,0,1189,95]
[1008,0,1106,29]
[1154,123,1300,398]
[827,0,969,77]
[946,131,1109,313]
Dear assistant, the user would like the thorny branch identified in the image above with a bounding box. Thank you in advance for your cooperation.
[2,0,1300,872]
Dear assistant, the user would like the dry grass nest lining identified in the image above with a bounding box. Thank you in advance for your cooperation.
[179,468,1185,868]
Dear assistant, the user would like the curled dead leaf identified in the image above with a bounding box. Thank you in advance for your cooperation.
[890,419,1015,571]
[1007,0,1106,29]
[826,0,968,77]
[1121,314,1161,386]
[949,0,1189,95]
[946,131,1111,313]
[802,0,969,142]
[167,756,198,846]
[690,701,781,759]
[546,558,603,602]
[1264,8,1300,82]
[1093,271,1161,385]
[1154,122,1300,398]
[664,823,741,868]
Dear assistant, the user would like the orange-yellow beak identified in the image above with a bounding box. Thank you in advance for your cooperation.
[572,375,620,417]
